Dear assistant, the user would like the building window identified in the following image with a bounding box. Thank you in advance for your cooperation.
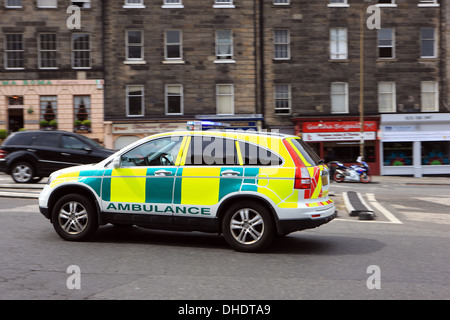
[126,30,144,60]
[37,0,57,8]
[274,29,290,60]
[330,28,347,60]
[126,85,144,116]
[163,0,183,7]
[165,30,182,60]
[422,141,450,165]
[70,0,91,8]
[74,96,91,132]
[39,33,57,69]
[378,82,396,113]
[331,82,348,113]
[378,28,395,59]
[40,96,57,128]
[5,34,24,69]
[421,81,439,112]
[124,0,144,7]
[166,85,183,115]
[378,0,395,4]
[216,30,233,60]
[72,34,91,69]
[420,28,437,58]
[216,84,234,115]
[418,0,439,7]
[328,0,349,6]
[274,84,291,114]
[274,0,290,4]
[383,142,413,166]
[214,0,234,8]
[5,0,22,8]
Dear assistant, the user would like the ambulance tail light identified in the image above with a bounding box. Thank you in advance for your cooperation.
[283,139,311,190]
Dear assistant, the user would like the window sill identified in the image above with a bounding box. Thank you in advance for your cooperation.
[214,59,236,64]
[376,4,397,8]
[376,58,398,62]
[162,60,185,64]
[418,57,439,62]
[123,60,147,65]
[213,4,235,9]
[329,59,349,63]
[5,67,25,70]
[162,4,184,9]
[327,4,350,8]
[417,4,439,7]
[122,5,146,9]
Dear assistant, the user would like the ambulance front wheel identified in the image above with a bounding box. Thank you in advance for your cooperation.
[52,194,98,241]
[222,201,275,252]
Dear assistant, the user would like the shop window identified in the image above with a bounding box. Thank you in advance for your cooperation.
[324,142,375,163]
[74,96,91,132]
[422,141,450,166]
[383,142,413,166]
[40,96,57,129]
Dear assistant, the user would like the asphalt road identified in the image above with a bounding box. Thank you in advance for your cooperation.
[0,175,449,300]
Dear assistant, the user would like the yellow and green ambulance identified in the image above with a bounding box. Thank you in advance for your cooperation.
[39,130,335,252]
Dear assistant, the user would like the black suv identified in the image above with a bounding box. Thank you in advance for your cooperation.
[0,130,114,183]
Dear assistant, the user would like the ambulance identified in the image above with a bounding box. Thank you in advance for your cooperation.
[38,130,335,252]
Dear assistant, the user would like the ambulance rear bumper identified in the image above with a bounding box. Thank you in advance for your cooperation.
[276,206,336,235]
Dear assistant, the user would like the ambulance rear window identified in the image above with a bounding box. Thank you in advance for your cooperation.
[289,138,322,166]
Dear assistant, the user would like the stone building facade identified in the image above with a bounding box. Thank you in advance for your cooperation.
[0,0,105,142]
[103,0,262,149]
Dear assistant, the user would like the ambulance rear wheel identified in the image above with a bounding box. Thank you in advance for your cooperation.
[222,201,275,252]
[52,194,98,241]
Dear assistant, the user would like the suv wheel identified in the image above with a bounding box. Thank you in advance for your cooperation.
[52,194,98,241]
[11,162,34,183]
[222,201,275,252]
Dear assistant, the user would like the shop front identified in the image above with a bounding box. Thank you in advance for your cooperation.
[0,79,105,143]
[295,118,380,175]
[380,113,450,177]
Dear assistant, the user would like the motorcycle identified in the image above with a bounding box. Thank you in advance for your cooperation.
[332,157,371,183]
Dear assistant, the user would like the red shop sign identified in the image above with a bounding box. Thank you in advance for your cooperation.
[303,121,377,133]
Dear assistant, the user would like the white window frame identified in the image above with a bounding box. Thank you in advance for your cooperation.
[5,0,22,8]
[421,81,439,112]
[328,0,349,7]
[273,0,290,5]
[70,0,91,8]
[72,33,91,69]
[216,84,234,115]
[274,29,290,60]
[4,33,24,70]
[214,0,235,9]
[37,0,57,8]
[331,82,349,114]
[274,84,291,114]
[123,0,145,8]
[126,85,145,117]
[378,28,395,59]
[420,28,437,58]
[418,0,439,7]
[38,33,58,69]
[377,0,397,8]
[165,84,184,115]
[162,0,183,8]
[378,82,396,113]
[215,30,234,62]
[164,30,183,61]
[126,30,144,61]
[330,28,348,60]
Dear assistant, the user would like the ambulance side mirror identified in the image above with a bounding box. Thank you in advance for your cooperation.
[112,156,121,169]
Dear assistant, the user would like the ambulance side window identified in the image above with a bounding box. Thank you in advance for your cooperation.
[238,141,282,166]
[121,136,183,167]
[185,136,238,166]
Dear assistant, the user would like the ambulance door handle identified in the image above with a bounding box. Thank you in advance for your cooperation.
[154,169,173,176]
[221,170,240,177]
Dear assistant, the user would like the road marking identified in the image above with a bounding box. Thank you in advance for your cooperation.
[366,193,402,224]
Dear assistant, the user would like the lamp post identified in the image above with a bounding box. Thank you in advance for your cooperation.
[359,0,373,161]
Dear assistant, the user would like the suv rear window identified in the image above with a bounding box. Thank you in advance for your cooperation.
[3,132,36,145]
[289,138,322,166]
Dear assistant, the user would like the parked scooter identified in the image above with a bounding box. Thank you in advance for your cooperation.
[333,157,371,183]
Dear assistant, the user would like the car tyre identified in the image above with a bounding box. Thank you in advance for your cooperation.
[11,162,35,183]
[222,201,275,252]
[52,194,98,241]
